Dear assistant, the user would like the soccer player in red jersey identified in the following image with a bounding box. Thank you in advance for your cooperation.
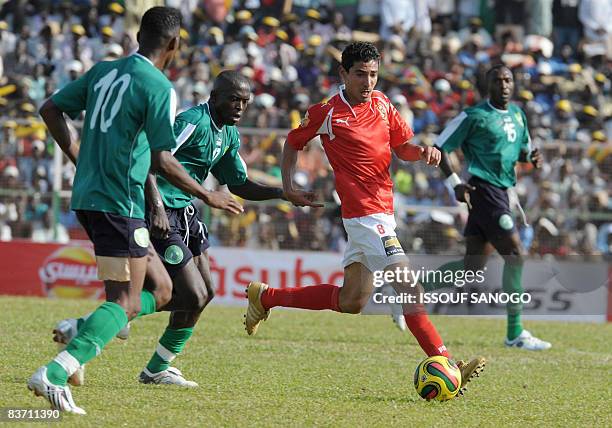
[244,42,485,394]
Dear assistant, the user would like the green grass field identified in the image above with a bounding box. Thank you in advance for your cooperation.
[1,296,611,427]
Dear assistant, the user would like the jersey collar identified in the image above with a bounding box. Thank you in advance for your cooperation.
[486,100,509,113]
[338,84,375,117]
[133,52,155,67]
[204,102,223,132]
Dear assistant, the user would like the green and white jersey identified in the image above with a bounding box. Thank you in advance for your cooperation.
[157,102,248,209]
[436,101,531,189]
[52,53,176,219]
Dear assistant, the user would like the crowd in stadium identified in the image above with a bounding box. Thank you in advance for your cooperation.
[0,0,610,256]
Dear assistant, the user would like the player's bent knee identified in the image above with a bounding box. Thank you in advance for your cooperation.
[97,256,130,281]
[192,287,208,311]
[181,284,208,312]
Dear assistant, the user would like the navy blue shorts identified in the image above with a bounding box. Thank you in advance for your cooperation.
[148,204,210,277]
[75,210,149,258]
[464,176,516,240]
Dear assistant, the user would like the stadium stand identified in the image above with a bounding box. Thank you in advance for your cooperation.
[0,0,610,257]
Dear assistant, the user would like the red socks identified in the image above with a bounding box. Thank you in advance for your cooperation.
[260,285,448,358]
[404,313,450,358]
[261,284,341,312]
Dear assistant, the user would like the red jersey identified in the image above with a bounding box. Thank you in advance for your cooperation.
[287,89,414,218]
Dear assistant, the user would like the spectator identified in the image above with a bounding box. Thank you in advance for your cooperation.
[526,0,553,37]
[578,0,612,58]
[457,17,493,48]
[552,0,581,56]
[551,100,579,141]
[411,100,438,134]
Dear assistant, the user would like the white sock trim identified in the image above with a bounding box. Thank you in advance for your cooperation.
[156,343,176,363]
[54,350,81,376]
[143,367,161,377]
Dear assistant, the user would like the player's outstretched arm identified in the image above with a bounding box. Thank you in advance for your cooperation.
[39,99,79,165]
[393,143,424,162]
[151,150,243,214]
[393,143,441,166]
[281,142,323,208]
[228,179,284,201]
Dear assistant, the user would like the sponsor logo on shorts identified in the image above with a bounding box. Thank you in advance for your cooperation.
[381,236,404,257]
[133,227,150,248]
[498,214,514,231]
[164,245,184,265]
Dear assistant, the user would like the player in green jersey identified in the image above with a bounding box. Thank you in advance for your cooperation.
[138,70,312,386]
[427,64,550,351]
[47,70,313,387]
[29,7,241,414]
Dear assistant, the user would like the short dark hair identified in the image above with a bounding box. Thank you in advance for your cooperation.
[139,6,181,50]
[341,42,380,72]
[486,64,511,82]
[213,70,251,93]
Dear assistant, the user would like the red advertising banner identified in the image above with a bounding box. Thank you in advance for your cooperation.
[0,240,103,298]
[0,241,344,302]
[0,240,609,323]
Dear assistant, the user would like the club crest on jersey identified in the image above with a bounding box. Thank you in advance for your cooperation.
[377,103,388,122]
[514,112,524,127]
[212,136,223,160]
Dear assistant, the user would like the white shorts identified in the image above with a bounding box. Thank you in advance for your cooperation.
[341,213,406,272]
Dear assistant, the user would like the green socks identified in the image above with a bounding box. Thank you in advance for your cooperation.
[136,290,157,318]
[72,290,155,330]
[76,314,90,330]
[45,291,157,386]
[145,327,194,374]
[503,262,524,340]
[46,302,128,386]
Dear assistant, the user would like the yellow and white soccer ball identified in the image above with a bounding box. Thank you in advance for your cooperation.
[414,356,462,401]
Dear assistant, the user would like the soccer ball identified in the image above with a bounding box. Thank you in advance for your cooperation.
[413,356,462,401]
